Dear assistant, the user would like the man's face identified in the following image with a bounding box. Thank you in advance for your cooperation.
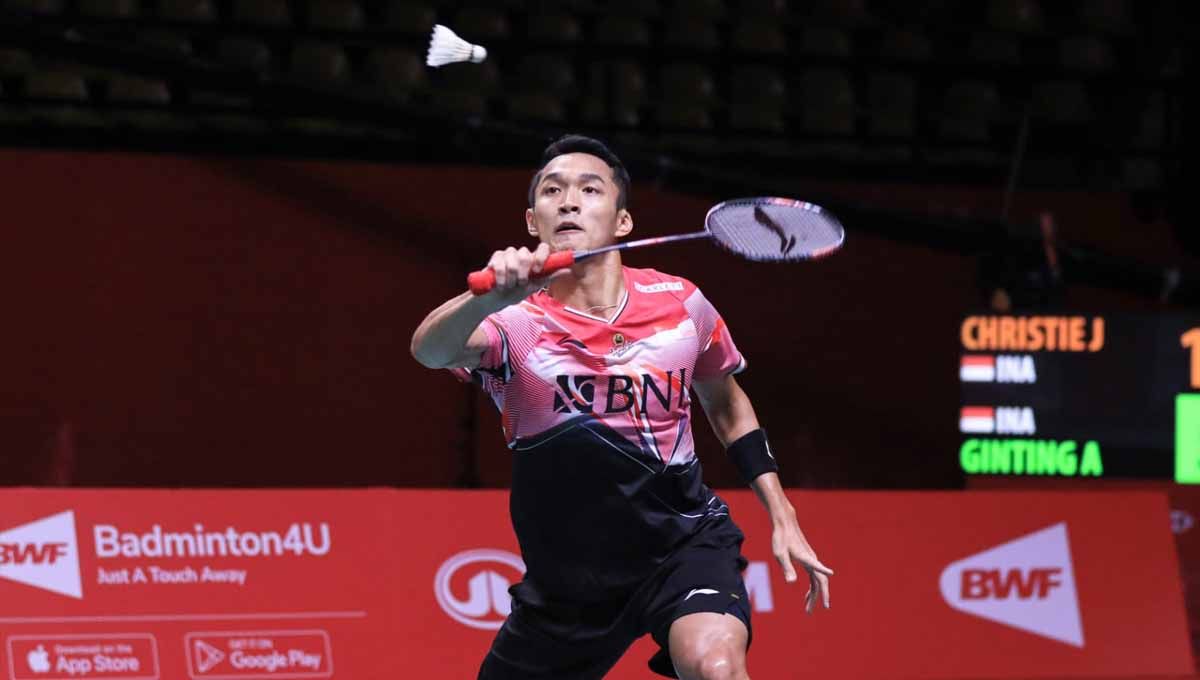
[526,152,631,251]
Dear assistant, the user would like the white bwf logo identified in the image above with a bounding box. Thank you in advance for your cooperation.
[939,522,1083,647]
[0,510,83,599]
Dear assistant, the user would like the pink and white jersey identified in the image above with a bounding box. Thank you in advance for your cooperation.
[460,266,746,602]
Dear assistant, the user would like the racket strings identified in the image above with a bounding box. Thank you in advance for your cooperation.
[706,199,844,262]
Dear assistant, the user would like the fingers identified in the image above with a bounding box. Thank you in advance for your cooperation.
[804,569,831,614]
[513,247,534,286]
[531,242,551,274]
[817,571,831,609]
[783,547,832,614]
[486,250,507,288]
[790,542,834,577]
[487,246,538,290]
[775,550,798,584]
[800,554,832,610]
[773,528,833,613]
[810,560,835,577]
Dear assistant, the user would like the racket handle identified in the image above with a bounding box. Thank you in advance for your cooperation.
[467,250,577,296]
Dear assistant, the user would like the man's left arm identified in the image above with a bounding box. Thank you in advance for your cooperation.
[693,373,834,614]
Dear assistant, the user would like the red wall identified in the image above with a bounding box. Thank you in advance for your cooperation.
[0,150,1182,488]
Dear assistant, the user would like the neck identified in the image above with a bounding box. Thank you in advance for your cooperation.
[548,252,625,318]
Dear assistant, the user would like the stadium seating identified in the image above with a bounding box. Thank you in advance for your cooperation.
[0,0,1174,192]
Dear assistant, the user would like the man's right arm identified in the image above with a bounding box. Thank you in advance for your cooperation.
[410,291,504,369]
[410,244,551,369]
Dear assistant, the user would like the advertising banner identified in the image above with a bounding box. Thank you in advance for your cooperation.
[0,489,1190,678]
[0,490,401,679]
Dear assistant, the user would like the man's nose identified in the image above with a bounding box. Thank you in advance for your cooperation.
[558,196,580,214]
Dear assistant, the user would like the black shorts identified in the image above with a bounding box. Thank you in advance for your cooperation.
[477,517,752,680]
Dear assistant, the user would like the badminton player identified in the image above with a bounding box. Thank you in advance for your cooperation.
[412,135,832,680]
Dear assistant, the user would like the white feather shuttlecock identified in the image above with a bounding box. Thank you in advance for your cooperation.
[426,24,487,67]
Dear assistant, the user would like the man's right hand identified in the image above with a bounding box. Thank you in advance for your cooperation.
[482,242,554,307]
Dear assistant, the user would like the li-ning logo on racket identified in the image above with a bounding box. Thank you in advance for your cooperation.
[552,372,689,414]
[434,549,525,630]
[753,205,797,255]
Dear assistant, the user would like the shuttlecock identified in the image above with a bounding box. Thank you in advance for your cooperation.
[426,24,487,67]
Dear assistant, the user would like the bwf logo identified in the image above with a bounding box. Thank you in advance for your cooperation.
[939,522,1082,647]
[960,567,1063,600]
[0,510,83,599]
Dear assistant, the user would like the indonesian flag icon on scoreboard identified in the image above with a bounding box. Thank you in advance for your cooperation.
[960,407,995,434]
[961,355,996,382]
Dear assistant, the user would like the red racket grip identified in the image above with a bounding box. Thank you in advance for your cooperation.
[467,250,577,296]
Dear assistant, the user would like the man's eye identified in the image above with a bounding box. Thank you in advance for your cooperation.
[583,186,599,193]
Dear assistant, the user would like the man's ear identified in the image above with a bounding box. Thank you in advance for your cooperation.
[615,209,633,238]
[526,208,539,238]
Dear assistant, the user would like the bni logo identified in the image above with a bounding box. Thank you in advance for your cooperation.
[0,510,82,599]
[939,522,1082,647]
[434,549,526,630]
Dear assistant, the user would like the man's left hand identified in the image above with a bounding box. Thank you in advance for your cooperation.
[771,516,833,614]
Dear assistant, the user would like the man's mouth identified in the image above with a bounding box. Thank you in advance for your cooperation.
[555,222,584,234]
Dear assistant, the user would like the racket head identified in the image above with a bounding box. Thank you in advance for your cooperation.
[703,197,845,262]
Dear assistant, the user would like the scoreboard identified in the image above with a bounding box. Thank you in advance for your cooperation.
[957,314,1200,482]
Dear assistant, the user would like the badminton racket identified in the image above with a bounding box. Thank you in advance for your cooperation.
[467,197,845,295]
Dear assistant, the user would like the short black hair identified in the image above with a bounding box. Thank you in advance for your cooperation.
[527,134,630,210]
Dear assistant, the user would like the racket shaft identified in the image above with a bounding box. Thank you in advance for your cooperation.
[465,232,712,295]
[607,230,712,251]
[467,250,576,295]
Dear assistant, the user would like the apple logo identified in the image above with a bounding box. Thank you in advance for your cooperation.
[26,645,51,673]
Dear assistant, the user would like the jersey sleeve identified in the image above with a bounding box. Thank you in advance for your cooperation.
[447,315,507,386]
[474,315,513,381]
[448,302,540,385]
[684,288,747,381]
